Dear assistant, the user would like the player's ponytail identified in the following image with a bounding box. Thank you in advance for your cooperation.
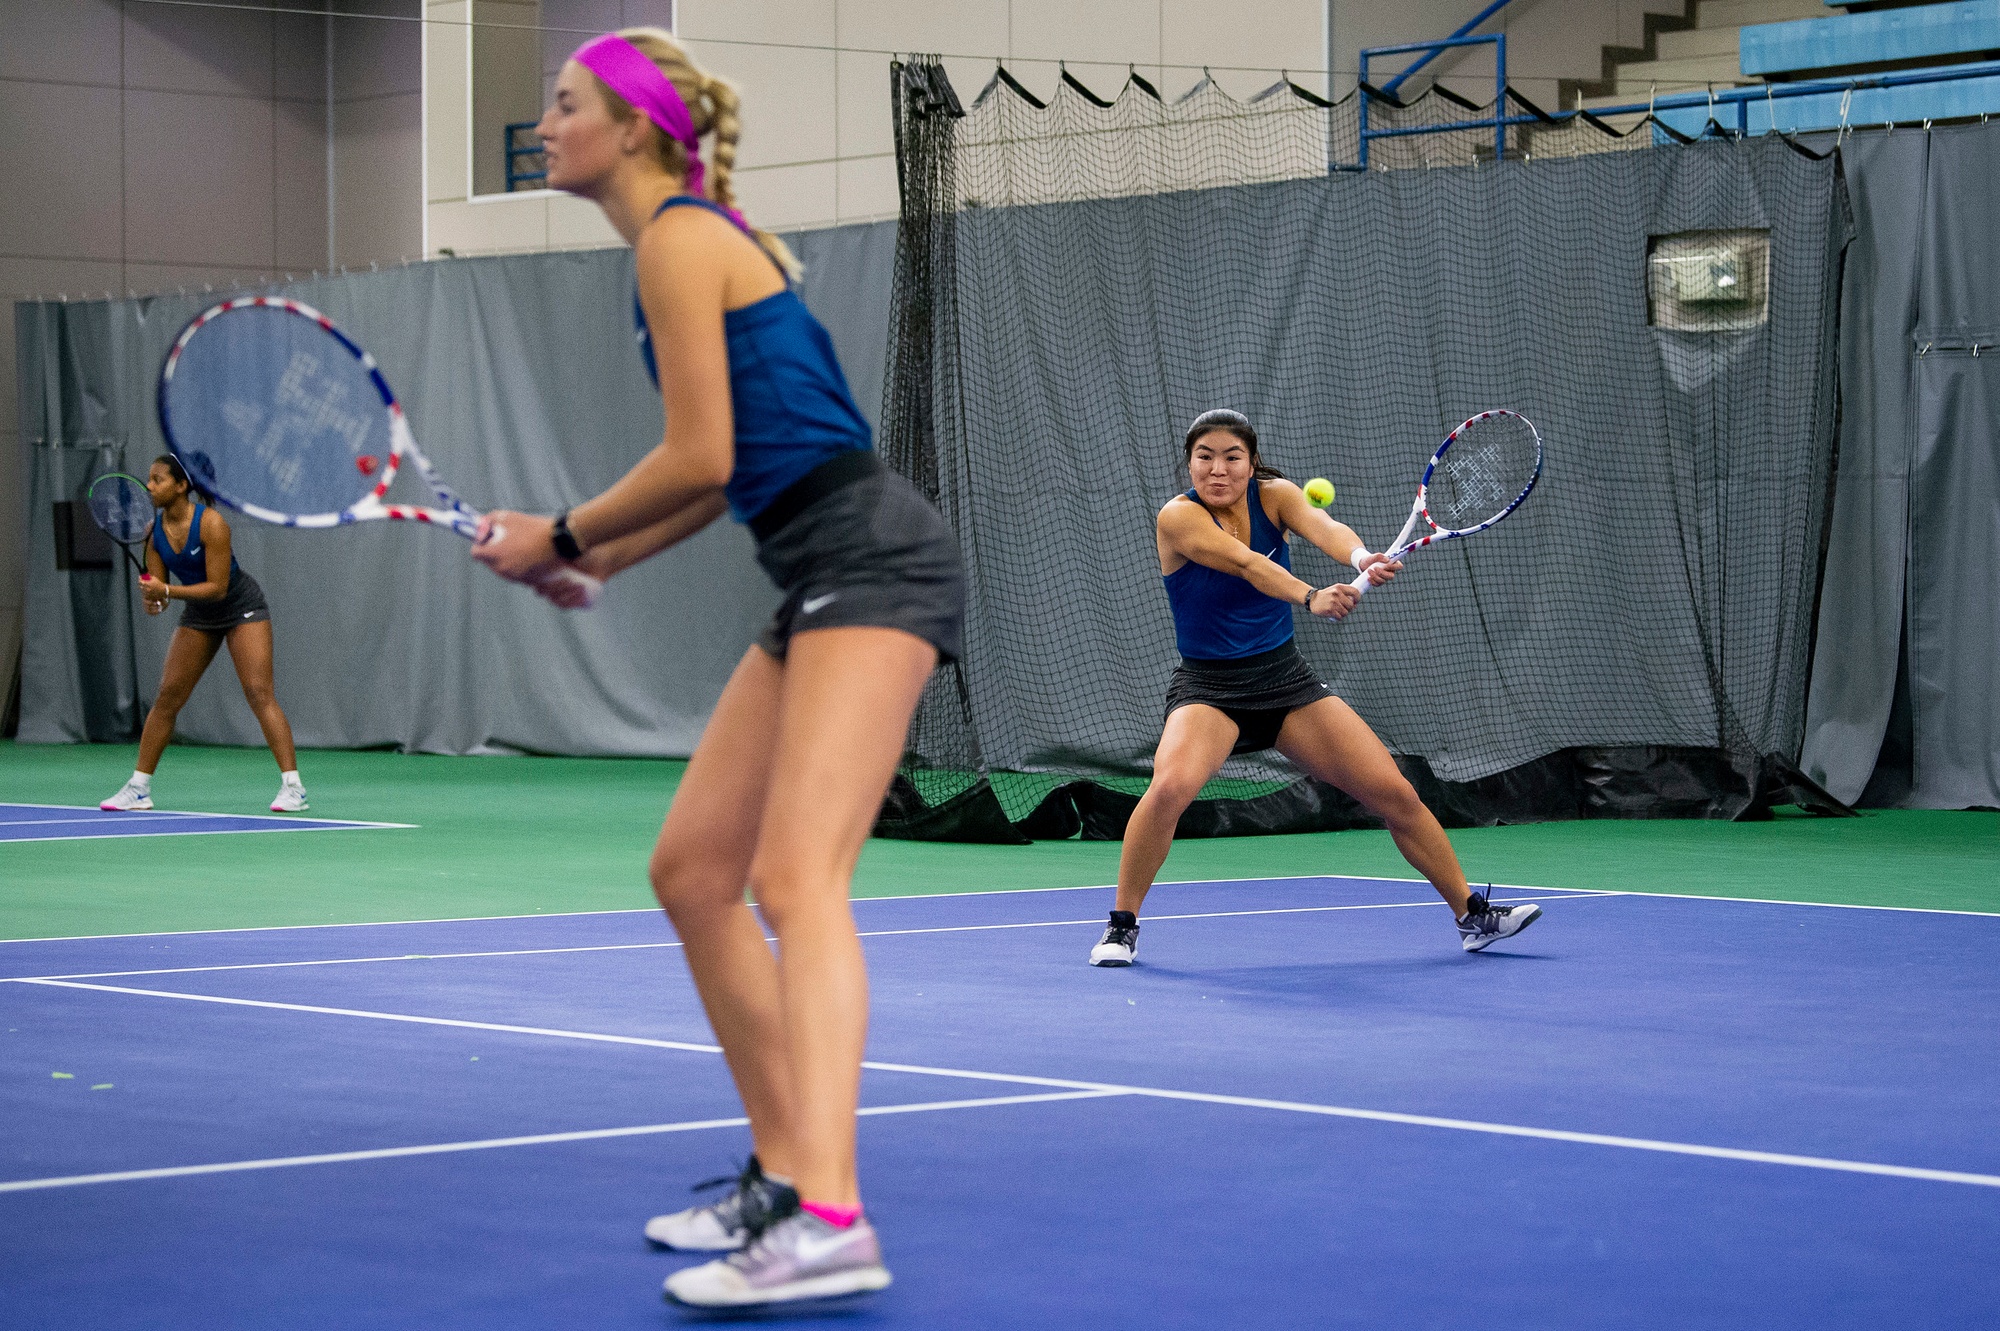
[1183,409,1286,480]
[604,28,803,282]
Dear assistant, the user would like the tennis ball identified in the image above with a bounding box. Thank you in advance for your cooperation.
[1303,477,1335,509]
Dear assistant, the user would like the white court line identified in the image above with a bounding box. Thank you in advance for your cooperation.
[0,1090,1127,1195]
[0,895,1603,983]
[14,976,1999,1192]
[0,824,418,846]
[0,875,1604,944]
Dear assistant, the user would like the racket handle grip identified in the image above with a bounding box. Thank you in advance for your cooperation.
[483,520,602,609]
[1348,566,1376,598]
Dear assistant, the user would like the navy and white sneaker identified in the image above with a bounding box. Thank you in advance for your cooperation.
[1456,891,1542,952]
[645,1156,798,1252]
[664,1210,891,1307]
[1089,911,1140,966]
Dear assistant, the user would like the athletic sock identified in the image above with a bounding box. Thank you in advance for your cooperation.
[1109,910,1137,928]
[129,771,151,792]
[280,770,302,788]
[799,1200,861,1229]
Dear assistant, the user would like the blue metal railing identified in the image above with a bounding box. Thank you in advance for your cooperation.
[1349,32,1510,172]
[506,122,546,191]
[1382,0,1520,98]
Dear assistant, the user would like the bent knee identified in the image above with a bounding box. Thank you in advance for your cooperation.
[242,687,277,712]
[1359,774,1428,823]
[648,844,745,917]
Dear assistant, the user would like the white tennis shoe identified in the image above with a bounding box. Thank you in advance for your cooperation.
[1457,892,1542,952]
[663,1211,890,1308]
[100,781,153,812]
[270,782,309,813]
[646,1158,795,1252]
[1089,911,1139,966]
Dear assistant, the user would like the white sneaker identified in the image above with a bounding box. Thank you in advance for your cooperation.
[270,783,309,813]
[1457,892,1543,952]
[645,1157,795,1251]
[100,781,153,812]
[664,1211,890,1308]
[1089,911,1139,967]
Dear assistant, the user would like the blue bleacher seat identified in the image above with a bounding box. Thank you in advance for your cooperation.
[1744,1,2000,79]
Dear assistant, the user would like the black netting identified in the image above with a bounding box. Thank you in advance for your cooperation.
[877,62,1851,842]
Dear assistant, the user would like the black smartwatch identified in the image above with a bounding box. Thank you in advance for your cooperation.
[550,510,584,561]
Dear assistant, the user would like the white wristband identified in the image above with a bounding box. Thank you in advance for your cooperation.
[1350,546,1371,571]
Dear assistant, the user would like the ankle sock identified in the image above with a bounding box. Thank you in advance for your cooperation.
[1109,910,1137,928]
[281,770,302,788]
[130,771,151,792]
[799,1200,861,1229]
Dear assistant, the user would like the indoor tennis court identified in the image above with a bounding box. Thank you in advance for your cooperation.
[7,0,2000,1326]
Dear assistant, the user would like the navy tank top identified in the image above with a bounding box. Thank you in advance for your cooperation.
[633,195,872,524]
[1163,480,1297,661]
[150,503,238,586]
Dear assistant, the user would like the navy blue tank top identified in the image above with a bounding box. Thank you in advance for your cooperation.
[1163,480,1297,661]
[634,196,872,524]
[151,503,238,586]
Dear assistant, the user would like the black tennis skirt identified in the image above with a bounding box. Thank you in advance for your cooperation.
[179,569,271,634]
[749,452,966,664]
[1164,640,1331,755]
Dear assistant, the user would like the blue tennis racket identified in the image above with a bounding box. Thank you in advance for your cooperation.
[1347,409,1542,603]
[158,296,599,603]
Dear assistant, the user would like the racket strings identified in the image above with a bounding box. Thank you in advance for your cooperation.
[1428,417,1539,533]
[86,476,156,545]
[162,304,395,519]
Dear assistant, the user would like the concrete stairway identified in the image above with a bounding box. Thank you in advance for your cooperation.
[1577,0,1826,112]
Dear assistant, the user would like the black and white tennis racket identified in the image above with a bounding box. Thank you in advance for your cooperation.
[1348,409,1542,603]
[157,296,600,604]
[85,472,156,579]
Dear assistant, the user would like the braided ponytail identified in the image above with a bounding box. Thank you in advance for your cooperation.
[601,28,802,281]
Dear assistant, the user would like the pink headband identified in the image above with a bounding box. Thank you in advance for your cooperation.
[572,33,748,229]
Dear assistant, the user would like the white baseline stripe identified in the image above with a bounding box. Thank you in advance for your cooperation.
[0,824,417,846]
[0,895,1602,983]
[0,1090,1126,1194]
[14,977,1997,1191]
[0,800,413,830]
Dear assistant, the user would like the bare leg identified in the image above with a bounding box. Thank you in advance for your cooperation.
[649,646,795,1177]
[747,626,936,1208]
[222,621,298,772]
[135,628,223,775]
[1114,705,1241,917]
[1276,696,1473,916]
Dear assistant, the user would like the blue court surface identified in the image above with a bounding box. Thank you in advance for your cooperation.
[2,876,1994,1328]
[0,802,410,843]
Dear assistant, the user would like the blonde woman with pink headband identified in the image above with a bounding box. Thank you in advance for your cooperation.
[475,28,963,1309]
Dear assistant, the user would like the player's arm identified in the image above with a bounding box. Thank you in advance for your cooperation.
[1160,498,1321,607]
[165,509,233,603]
[475,214,734,583]
[1264,478,1400,587]
[571,490,728,579]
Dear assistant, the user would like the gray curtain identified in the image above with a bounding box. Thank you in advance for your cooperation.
[1800,125,2000,809]
[16,220,897,755]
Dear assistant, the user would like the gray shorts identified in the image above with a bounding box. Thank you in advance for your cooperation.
[751,455,966,663]
[179,569,271,634]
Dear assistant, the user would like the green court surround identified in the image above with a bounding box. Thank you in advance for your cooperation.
[1,741,1992,940]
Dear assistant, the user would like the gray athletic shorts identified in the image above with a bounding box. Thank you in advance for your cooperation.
[750,453,966,663]
[179,569,271,634]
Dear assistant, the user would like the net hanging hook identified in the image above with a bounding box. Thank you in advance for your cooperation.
[1836,87,1853,144]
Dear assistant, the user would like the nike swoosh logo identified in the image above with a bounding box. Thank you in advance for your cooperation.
[242,611,254,618]
[789,1230,860,1264]
[801,593,839,615]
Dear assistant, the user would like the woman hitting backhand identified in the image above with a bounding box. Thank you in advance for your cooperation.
[1088,410,1539,967]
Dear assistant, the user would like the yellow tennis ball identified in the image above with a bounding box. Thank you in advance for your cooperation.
[1303,477,1335,509]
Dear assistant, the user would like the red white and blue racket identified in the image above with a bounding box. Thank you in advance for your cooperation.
[157,296,599,604]
[1348,409,1542,602]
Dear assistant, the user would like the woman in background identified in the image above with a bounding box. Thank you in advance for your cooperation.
[100,454,306,814]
